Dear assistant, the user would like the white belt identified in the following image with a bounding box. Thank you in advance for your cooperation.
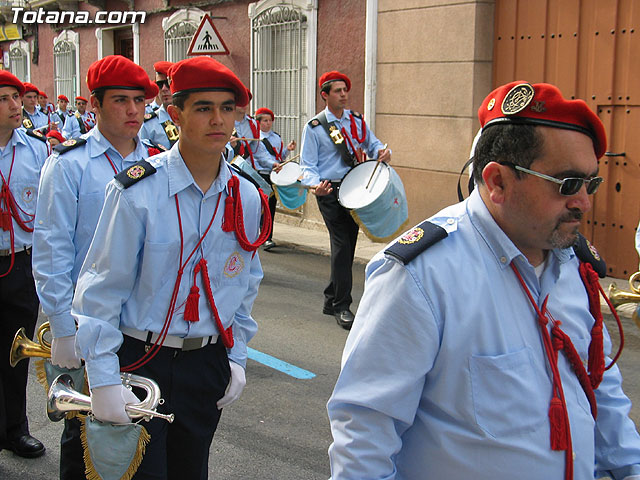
[0,245,31,256]
[121,327,217,351]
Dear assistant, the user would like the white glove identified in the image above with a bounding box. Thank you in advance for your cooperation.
[91,384,140,424]
[217,361,246,409]
[51,335,82,369]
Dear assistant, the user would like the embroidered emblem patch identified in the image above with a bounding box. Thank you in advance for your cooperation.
[22,186,35,203]
[224,251,244,278]
[310,119,320,127]
[398,227,424,245]
[32,130,44,137]
[126,165,145,179]
[487,98,496,111]
[144,113,152,120]
[501,83,535,115]
[586,239,601,261]
[62,139,77,147]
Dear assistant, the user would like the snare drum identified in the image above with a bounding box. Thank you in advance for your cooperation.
[338,160,408,241]
[270,162,307,211]
[228,156,273,197]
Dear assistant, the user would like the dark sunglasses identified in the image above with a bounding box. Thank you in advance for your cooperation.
[501,162,604,196]
[155,80,170,90]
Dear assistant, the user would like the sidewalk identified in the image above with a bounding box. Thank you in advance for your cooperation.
[270,220,637,319]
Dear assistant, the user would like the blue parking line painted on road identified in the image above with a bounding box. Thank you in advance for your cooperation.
[247,348,316,379]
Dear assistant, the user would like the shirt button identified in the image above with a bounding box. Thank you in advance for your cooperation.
[446,218,454,225]
[500,256,507,264]
[91,263,96,268]
[38,220,43,224]
[572,451,576,460]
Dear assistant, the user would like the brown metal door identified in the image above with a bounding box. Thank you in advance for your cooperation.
[493,0,640,277]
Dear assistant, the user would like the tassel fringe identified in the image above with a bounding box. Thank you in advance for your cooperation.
[548,396,568,451]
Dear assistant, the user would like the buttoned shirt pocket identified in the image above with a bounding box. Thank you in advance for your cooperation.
[470,347,546,437]
[137,240,180,300]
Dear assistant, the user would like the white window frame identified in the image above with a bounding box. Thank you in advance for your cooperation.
[162,8,205,62]
[53,30,80,100]
[8,39,30,82]
[95,24,140,64]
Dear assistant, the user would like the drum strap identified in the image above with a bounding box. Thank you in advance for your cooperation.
[261,138,282,161]
[315,111,356,167]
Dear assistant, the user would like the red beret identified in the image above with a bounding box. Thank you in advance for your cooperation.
[87,55,159,100]
[0,71,25,96]
[46,130,66,143]
[23,82,39,95]
[318,71,351,92]
[57,95,69,102]
[479,81,607,158]
[38,91,48,98]
[154,61,173,76]
[246,88,253,102]
[168,57,249,107]
[255,107,274,120]
[75,96,89,103]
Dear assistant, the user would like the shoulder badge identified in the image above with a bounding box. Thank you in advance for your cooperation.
[309,118,321,128]
[26,129,46,143]
[351,111,362,119]
[385,220,448,265]
[143,111,157,122]
[114,159,157,189]
[54,138,87,154]
[573,233,606,278]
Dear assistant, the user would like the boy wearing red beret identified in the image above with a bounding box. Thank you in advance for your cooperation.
[0,70,49,459]
[140,60,178,149]
[33,54,159,479]
[72,56,268,479]
[21,82,48,131]
[61,95,96,139]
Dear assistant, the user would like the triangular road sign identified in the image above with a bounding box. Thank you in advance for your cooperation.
[187,14,230,56]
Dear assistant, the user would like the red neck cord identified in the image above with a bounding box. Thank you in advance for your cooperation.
[103,152,118,175]
[349,114,366,143]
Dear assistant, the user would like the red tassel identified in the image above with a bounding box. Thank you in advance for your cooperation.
[588,325,604,388]
[548,396,568,451]
[222,196,235,232]
[184,285,200,322]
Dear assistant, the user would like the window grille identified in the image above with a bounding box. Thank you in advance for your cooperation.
[251,5,308,156]
[9,46,28,82]
[53,40,77,100]
[164,21,197,62]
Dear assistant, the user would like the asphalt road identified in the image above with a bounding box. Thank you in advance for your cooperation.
[1,246,639,479]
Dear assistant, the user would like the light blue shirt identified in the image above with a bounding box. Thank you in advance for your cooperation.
[300,107,385,186]
[56,109,73,127]
[0,129,48,251]
[62,111,95,139]
[32,128,150,339]
[140,104,175,149]
[327,188,640,480]
[258,129,290,171]
[145,100,159,114]
[72,145,262,388]
[23,107,48,130]
[235,116,271,169]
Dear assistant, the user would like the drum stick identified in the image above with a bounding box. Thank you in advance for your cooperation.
[235,137,262,142]
[33,121,59,132]
[365,144,387,189]
[278,153,301,167]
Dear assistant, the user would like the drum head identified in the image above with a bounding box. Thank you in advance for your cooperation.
[338,160,390,209]
[270,162,302,186]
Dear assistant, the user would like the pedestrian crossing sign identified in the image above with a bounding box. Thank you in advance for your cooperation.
[187,14,230,56]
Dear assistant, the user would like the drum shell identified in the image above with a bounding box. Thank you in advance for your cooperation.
[228,156,273,197]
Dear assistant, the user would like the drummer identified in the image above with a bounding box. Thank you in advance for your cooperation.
[300,70,390,330]
[255,107,296,251]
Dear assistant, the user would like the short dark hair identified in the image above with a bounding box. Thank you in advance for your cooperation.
[92,89,105,106]
[472,124,545,185]
[171,92,189,110]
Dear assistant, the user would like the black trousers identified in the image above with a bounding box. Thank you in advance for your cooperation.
[118,335,231,480]
[60,416,85,480]
[259,172,276,241]
[0,250,39,444]
[316,187,359,312]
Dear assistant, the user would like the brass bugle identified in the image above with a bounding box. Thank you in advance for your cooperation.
[10,321,52,367]
[608,271,640,328]
[48,373,174,423]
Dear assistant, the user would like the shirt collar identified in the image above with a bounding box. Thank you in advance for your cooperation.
[466,188,574,271]
[167,144,231,198]
[86,127,145,161]
[8,129,28,149]
[324,106,349,123]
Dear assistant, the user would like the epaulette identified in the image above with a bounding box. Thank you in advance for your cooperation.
[309,118,321,128]
[141,138,167,157]
[25,129,46,143]
[385,220,448,265]
[351,111,363,119]
[114,160,157,189]
[143,111,157,122]
[573,233,607,278]
[54,138,87,154]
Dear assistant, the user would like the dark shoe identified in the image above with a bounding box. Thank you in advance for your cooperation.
[5,434,45,458]
[322,306,335,315]
[263,240,276,251]
[334,310,355,330]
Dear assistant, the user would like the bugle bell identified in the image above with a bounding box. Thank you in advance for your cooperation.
[10,321,52,367]
[47,373,174,423]
[608,271,640,328]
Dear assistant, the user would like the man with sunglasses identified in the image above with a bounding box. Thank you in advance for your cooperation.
[327,81,640,479]
[140,61,178,149]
